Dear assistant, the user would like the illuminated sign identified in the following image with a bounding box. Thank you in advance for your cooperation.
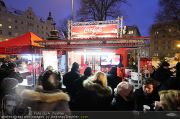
[71,24,118,39]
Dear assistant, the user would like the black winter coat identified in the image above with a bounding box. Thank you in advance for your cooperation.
[73,79,113,111]
[111,95,135,111]
[107,73,122,91]
[63,70,80,97]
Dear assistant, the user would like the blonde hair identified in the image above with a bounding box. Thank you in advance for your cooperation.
[88,71,107,87]
[159,90,180,111]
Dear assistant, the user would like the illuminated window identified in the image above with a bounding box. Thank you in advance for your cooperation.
[0,24,2,27]
[8,26,12,29]
[15,26,18,29]
[128,30,134,34]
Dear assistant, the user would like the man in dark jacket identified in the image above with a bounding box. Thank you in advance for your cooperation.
[74,67,92,92]
[153,61,173,90]
[135,79,160,111]
[107,67,122,92]
[63,62,81,98]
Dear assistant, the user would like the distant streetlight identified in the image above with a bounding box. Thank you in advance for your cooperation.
[177,44,180,48]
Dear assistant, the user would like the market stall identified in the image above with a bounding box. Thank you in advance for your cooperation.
[0,32,44,87]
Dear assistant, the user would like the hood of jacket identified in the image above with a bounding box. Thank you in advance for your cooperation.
[83,79,112,97]
[21,89,70,103]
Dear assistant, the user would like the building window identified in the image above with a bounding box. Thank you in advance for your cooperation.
[37,25,39,28]
[128,30,134,34]
[21,21,23,24]
[8,32,12,36]
[0,24,2,27]
[8,26,12,29]
[15,26,18,29]
[0,30,2,35]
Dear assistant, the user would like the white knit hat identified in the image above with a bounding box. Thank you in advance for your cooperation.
[114,81,133,97]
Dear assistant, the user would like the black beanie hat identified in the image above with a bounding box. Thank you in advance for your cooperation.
[84,67,92,76]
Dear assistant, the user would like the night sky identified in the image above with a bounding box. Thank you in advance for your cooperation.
[4,0,159,36]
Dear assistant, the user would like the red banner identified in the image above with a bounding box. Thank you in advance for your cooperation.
[71,24,118,39]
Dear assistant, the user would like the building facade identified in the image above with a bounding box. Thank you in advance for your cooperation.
[0,0,55,41]
[150,20,180,58]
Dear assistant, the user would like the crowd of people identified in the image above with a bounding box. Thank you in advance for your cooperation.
[0,60,180,116]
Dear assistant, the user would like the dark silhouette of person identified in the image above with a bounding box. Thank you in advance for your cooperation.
[153,61,173,90]
[168,62,180,90]
[63,62,81,98]
[74,67,92,92]
[107,67,122,93]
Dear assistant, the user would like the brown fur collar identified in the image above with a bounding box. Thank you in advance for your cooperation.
[83,79,112,97]
[21,89,70,103]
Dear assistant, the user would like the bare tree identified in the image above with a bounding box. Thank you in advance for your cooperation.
[77,0,127,21]
[58,16,72,38]
[156,0,180,22]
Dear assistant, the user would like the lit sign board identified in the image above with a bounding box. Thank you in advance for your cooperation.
[71,24,118,39]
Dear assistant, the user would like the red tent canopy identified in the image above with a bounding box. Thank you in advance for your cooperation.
[0,32,44,54]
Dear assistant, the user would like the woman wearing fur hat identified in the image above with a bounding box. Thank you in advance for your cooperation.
[74,71,112,111]
[111,81,135,111]
[21,70,71,112]
[155,90,180,111]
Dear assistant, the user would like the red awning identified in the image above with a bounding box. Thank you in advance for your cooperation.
[0,32,44,54]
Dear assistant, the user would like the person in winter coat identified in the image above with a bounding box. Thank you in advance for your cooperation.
[21,70,71,112]
[73,71,112,111]
[169,62,180,90]
[63,62,81,98]
[7,62,23,83]
[111,81,135,111]
[71,67,92,110]
[74,67,92,93]
[107,67,122,93]
[135,79,160,111]
[153,61,173,90]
